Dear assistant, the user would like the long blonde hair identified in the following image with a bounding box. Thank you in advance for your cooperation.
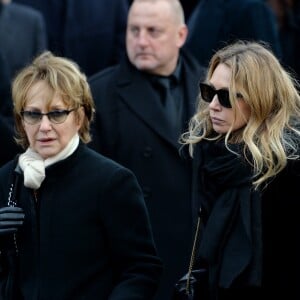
[182,41,300,188]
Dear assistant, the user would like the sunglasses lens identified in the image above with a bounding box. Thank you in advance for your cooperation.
[21,111,42,124]
[21,109,73,125]
[48,110,69,123]
[199,83,232,108]
[200,83,213,103]
[217,90,231,108]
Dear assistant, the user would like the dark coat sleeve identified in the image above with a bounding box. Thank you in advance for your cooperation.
[0,116,21,168]
[261,158,300,295]
[99,166,163,299]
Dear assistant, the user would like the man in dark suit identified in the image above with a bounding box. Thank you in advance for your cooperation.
[88,0,206,299]
[0,0,47,80]
[185,0,282,67]
[14,0,129,77]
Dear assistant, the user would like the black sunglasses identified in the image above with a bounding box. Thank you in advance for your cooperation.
[199,83,242,108]
[20,109,76,125]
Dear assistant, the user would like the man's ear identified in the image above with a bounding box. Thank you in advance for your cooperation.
[177,25,188,48]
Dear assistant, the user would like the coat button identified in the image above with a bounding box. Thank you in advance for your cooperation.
[143,146,153,158]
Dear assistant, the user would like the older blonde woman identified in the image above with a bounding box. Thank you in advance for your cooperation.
[0,51,162,300]
[181,41,300,299]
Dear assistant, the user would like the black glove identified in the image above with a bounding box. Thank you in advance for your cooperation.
[0,206,25,235]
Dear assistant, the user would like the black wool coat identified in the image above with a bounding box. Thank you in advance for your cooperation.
[88,51,206,300]
[192,141,300,299]
[0,144,162,300]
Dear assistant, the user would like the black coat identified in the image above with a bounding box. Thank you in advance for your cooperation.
[0,50,20,168]
[88,51,206,299]
[13,0,129,77]
[0,2,47,80]
[0,144,162,299]
[0,115,21,168]
[260,158,300,298]
[185,0,282,67]
[192,141,300,299]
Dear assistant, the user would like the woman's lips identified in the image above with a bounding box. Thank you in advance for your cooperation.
[38,138,55,143]
[211,117,224,124]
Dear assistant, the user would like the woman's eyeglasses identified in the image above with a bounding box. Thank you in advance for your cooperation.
[20,109,76,125]
[199,83,242,108]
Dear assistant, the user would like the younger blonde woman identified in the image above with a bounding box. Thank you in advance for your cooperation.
[182,41,300,299]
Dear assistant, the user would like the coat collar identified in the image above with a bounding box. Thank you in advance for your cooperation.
[119,64,180,147]
[114,52,203,149]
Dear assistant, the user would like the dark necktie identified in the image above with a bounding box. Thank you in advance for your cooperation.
[157,77,179,133]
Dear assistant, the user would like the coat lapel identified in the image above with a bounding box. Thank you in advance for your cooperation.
[116,62,182,149]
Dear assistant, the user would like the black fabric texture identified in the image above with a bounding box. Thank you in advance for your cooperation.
[197,140,262,293]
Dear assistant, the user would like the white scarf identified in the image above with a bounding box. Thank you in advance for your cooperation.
[19,134,80,189]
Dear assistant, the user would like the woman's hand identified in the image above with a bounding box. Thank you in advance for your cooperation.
[0,207,25,235]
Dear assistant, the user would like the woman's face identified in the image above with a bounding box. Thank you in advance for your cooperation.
[22,80,82,159]
[208,63,251,134]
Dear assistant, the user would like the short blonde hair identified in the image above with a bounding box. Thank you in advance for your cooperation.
[12,51,95,148]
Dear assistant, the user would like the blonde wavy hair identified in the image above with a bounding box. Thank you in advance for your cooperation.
[12,51,95,149]
[181,41,300,188]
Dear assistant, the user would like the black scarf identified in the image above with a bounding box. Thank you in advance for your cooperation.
[197,139,262,292]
